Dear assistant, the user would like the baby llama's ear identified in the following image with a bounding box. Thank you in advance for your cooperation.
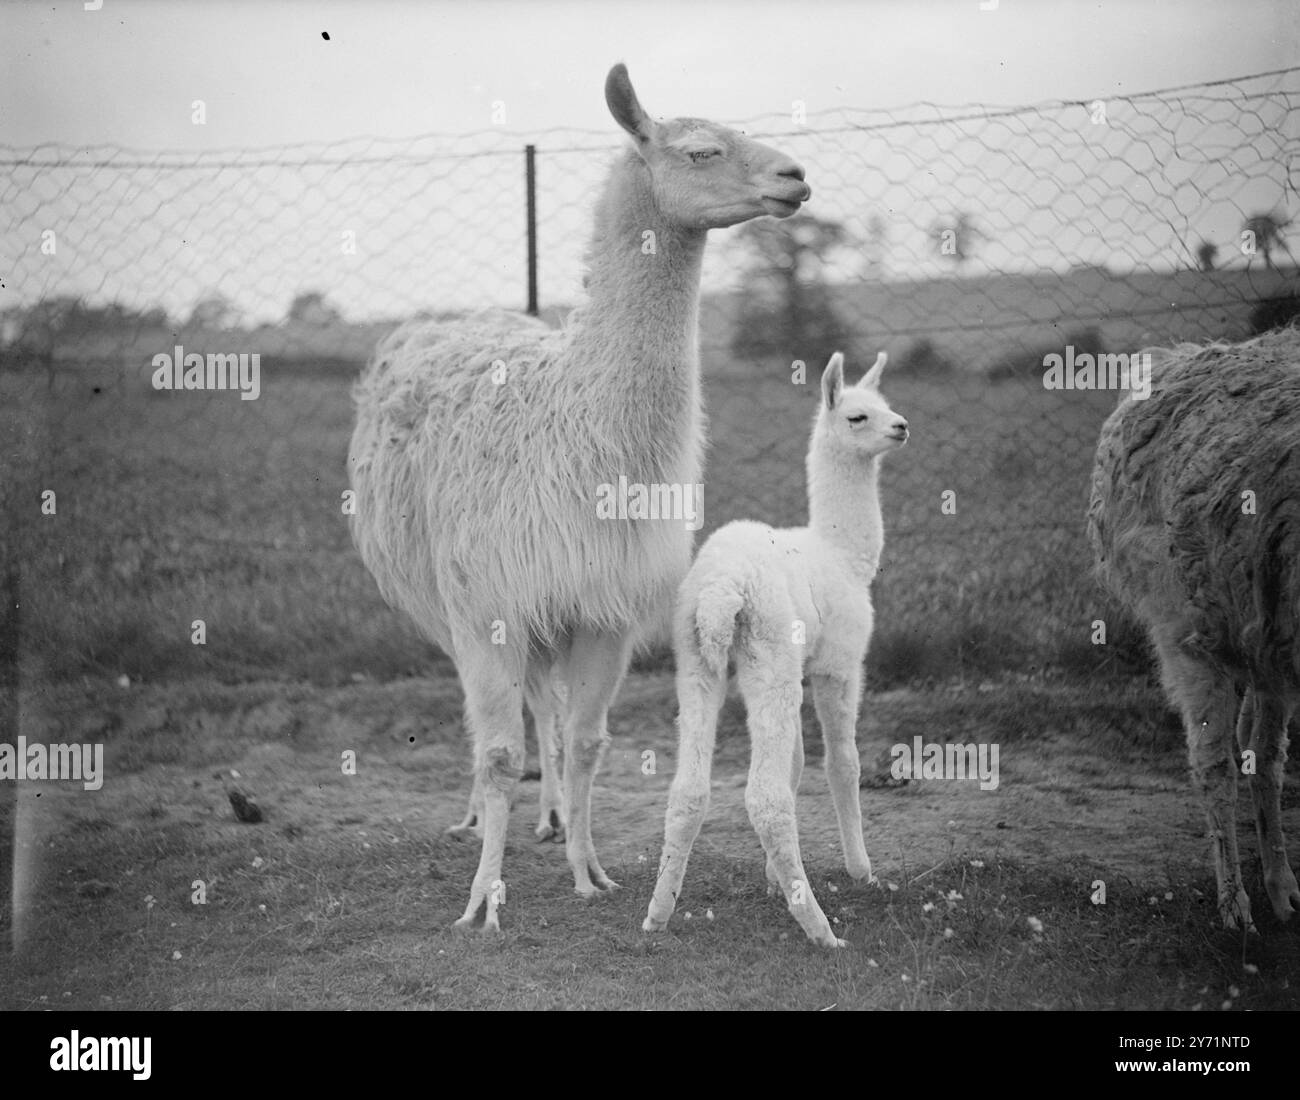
[606,63,655,146]
[822,351,845,410]
[860,351,888,389]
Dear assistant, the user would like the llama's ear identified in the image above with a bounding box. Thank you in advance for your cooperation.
[822,352,845,410]
[606,63,654,144]
[860,351,887,389]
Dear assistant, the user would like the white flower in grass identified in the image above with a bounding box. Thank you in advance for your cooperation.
[922,901,935,913]
[1026,916,1044,934]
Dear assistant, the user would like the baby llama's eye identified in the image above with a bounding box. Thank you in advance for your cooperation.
[688,149,719,163]
[848,414,868,425]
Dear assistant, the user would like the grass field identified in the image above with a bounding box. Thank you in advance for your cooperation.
[1,351,1297,1010]
[1,352,1142,686]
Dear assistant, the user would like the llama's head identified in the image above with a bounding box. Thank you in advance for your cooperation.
[816,351,909,461]
[605,63,810,230]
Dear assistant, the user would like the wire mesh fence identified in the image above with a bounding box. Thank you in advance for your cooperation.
[3,66,1298,685]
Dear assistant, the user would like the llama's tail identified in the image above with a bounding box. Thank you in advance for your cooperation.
[691,574,747,677]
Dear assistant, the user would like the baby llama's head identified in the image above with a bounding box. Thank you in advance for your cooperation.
[813,351,909,466]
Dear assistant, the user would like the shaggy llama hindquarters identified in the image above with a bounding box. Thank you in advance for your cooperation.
[1088,328,1300,930]
[348,64,810,932]
[644,351,908,947]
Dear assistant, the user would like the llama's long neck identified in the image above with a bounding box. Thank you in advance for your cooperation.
[806,440,885,586]
[569,150,708,479]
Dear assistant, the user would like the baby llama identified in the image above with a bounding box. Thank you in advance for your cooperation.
[1088,328,1300,930]
[644,350,908,947]
[347,64,810,932]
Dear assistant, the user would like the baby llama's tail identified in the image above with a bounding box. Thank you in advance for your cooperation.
[692,573,747,677]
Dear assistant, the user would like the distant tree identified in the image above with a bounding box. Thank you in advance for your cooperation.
[731,213,856,362]
[189,293,238,329]
[1241,212,1295,270]
[931,210,987,269]
[1194,239,1218,272]
[861,213,889,280]
[287,290,342,325]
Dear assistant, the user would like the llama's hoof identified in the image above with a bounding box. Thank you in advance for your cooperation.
[535,811,566,843]
[574,878,620,900]
[846,863,874,883]
[642,914,668,932]
[1265,869,1300,922]
[1219,890,1257,933]
[452,913,503,935]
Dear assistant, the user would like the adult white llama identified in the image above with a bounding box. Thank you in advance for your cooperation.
[643,350,908,947]
[1087,328,1300,930]
[348,64,810,932]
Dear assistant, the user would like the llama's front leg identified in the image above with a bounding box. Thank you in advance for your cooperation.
[563,628,634,897]
[644,658,727,931]
[526,680,566,842]
[1243,693,1300,922]
[811,671,873,882]
[451,653,526,934]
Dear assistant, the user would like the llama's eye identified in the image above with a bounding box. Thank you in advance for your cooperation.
[688,149,719,163]
[848,414,868,425]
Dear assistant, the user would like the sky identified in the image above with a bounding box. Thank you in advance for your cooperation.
[3,0,1296,149]
[2,0,1298,322]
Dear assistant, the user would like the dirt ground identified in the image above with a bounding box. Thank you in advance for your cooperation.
[5,669,1264,928]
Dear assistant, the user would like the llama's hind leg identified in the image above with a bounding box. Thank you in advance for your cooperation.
[1243,692,1300,922]
[526,667,566,843]
[451,646,526,934]
[811,671,873,881]
[644,655,727,931]
[740,655,841,948]
[1158,641,1252,930]
[563,627,634,897]
[765,723,805,897]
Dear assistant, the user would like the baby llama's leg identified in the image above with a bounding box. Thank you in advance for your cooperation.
[644,646,728,931]
[811,670,874,881]
[739,645,841,948]
[766,729,805,896]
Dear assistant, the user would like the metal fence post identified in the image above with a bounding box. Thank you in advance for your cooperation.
[525,143,538,316]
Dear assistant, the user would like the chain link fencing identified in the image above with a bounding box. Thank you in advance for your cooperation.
[2,67,1298,686]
